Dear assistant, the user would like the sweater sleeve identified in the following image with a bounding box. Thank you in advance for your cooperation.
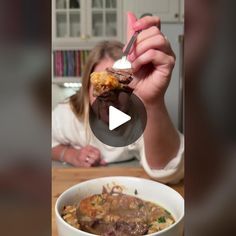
[139,132,184,184]
[52,104,70,148]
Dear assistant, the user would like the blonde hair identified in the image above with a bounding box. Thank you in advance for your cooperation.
[69,40,124,140]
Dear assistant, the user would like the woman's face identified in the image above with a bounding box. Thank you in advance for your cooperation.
[89,57,114,105]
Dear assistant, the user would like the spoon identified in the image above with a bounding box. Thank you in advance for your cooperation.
[113,31,140,70]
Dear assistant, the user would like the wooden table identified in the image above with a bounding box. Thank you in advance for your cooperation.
[52,167,184,236]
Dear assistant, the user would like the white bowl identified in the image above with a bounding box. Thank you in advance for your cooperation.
[55,176,184,236]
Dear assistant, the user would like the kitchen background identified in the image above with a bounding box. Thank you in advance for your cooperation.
[52,0,184,131]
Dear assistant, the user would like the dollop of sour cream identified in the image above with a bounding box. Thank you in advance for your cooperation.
[112,56,132,69]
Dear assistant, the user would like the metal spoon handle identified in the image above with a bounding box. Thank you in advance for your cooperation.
[123,31,140,56]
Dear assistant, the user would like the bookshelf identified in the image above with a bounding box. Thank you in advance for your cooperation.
[52,48,90,86]
[52,77,81,84]
[52,49,90,82]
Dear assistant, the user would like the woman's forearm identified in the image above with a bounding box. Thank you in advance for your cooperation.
[52,144,104,167]
[52,144,71,162]
[143,99,180,169]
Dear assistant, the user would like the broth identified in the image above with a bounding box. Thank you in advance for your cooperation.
[62,190,175,235]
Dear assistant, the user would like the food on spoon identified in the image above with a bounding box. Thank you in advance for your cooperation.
[90,68,133,97]
[61,186,175,236]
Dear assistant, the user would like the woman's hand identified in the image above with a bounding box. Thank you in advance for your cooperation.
[65,145,107,167]
[126,12,176,106]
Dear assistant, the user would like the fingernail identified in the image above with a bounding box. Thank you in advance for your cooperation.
[133,22,141,31]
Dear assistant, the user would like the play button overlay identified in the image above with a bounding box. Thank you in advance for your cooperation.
[89,92,147,147]
[109,106,131,131]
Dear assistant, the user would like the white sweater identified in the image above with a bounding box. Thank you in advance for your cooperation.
[52,103,184,183]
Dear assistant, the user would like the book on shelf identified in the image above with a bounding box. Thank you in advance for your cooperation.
[63,51,67,76]
[54,51,63,77]
[53,49,90,78]
[75,51,80,77]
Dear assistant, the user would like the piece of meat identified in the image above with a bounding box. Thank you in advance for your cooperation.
[105,221,148,236]
[79,220,148,236]
[77,193,149,235]
[74,192,175,235]
[106,68,133,84]
[90,71,121,97]
[90,67,134,98]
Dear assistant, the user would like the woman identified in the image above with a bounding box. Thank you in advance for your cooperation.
[52,13,184,183]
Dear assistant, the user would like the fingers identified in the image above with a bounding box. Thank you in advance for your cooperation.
[99,159,107,166]
[72,145,107,167]
[128,34,172,61]
[86,146,100,159]
[128,26,162,55]
[132,49,175,75]
[81,147,100,166]
[135,26,161,45]
[133,16,161,32]
[126,13,174,70]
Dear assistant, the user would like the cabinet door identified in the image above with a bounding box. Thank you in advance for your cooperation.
[53,0,84,40]
[86,0,122,41]
[180,0,184,22]
[123,0,179,22]
[68,0,82,38]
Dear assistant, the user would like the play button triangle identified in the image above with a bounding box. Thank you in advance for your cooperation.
[109,106,131,131]
[89,93,147,147]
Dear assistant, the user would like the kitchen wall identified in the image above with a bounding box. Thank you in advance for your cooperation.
[161,23,183,129]
[52,22,183,129]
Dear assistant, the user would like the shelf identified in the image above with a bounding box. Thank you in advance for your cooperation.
[92,8,116,11]
[52,40,98,50]
[52,37,119,50]
[52,77,82,84]
[68,9,81,13]
[55,9,67,13]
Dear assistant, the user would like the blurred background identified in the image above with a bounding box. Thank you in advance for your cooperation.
[1,0,236,235]
[52,0,184,131]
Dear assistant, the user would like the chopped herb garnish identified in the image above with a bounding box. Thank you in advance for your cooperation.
[148,224,153,228]
[134,189,138,195]
[158,216,166,223]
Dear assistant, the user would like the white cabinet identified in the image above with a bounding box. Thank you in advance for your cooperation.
[87,0,122,40]
[52,0,123,48]
[52,0,83,40]
[52,0,123,85]
[123,0,180,22]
